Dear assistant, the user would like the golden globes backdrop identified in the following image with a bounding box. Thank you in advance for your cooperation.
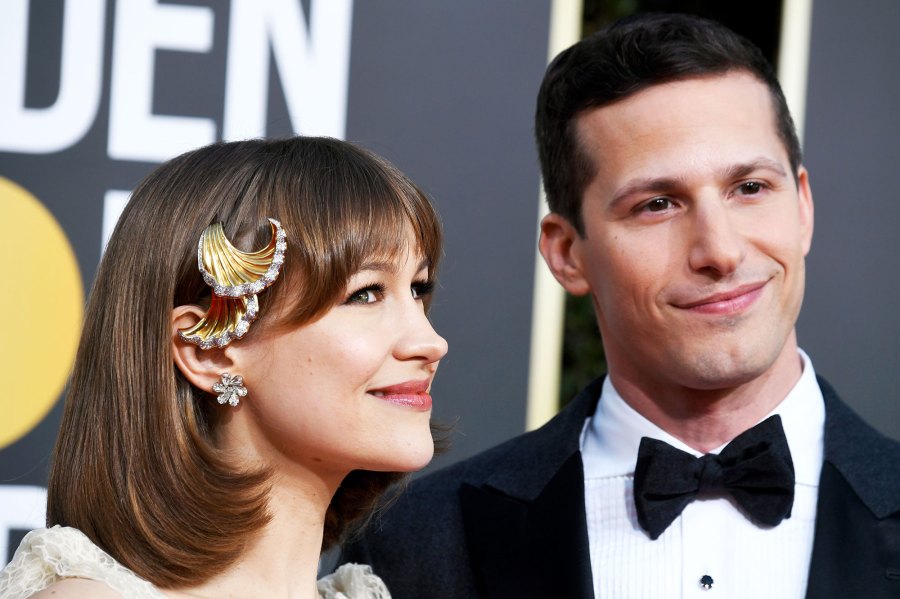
[2,0,898,567]
[0,0,553,562]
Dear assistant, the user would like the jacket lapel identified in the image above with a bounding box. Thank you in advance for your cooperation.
[454,376,900,598]
[805,462,900,598]
[458,379,603,599]
[461,452,594,598]
[806,377,900,598]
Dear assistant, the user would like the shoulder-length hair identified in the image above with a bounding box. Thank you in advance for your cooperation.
[47,137,443,588]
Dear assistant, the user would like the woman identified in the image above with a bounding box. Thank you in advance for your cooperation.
[0,137,448,598]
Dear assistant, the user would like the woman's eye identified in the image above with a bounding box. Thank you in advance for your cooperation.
[346,286,382,304]
[411,281,435,300]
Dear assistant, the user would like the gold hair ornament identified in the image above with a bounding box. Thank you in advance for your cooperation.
[179,218,287,349]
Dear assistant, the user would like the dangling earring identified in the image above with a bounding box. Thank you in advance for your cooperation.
[212,373,247,407]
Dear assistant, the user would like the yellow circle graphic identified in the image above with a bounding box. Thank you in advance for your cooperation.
[0,177,84,449]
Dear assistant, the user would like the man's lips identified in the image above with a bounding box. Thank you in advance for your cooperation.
[673,281,767,315]
[368,380,432,410]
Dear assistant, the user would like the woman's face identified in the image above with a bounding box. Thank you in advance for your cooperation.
[228,241,448,480]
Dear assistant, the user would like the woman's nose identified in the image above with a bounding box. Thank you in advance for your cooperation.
[395,307,448,364]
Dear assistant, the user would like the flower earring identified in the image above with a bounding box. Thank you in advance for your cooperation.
[212,373,247,407]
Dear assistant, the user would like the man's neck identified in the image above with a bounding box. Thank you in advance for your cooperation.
[608,342,804,453]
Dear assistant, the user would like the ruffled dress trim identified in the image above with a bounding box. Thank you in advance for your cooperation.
[0,525,164,598]
[318,563,391,599]
[0,526,391,598]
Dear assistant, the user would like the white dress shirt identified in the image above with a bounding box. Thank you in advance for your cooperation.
[580,350,824,598]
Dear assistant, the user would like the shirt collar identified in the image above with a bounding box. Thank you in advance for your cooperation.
[581,349,824,486]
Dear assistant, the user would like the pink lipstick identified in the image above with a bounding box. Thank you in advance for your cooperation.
[368,380,432,410]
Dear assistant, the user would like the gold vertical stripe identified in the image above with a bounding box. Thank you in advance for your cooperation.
[525,0,584,431]
[778,0,814,146]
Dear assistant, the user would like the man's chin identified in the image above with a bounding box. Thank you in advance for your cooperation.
[669,347,777,391]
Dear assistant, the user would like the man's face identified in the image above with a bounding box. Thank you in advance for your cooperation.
[541,72,813,394]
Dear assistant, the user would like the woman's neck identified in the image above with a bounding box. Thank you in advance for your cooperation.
[166,469,340,599]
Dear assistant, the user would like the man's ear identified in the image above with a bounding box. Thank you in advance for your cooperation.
[796,166,815,256]
[171,305,237,393]
[539,213,592,296]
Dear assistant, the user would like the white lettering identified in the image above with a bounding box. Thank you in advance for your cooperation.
[101,190,131,256]
[107,0,215,162]
[0,485,47,565]
[0,0,105,153]
[223,0,353,141]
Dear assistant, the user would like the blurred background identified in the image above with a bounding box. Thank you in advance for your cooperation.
[2,0,898,565]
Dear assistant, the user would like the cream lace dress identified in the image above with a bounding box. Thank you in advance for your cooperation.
[0,526,389,599]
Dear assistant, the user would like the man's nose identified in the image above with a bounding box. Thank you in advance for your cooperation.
[687,198,745,276]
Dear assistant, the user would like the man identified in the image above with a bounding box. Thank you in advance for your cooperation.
[342,13,900,598]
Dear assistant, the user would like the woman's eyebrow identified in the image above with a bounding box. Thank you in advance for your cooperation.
[357,257,431,274]
[357,258,396,273]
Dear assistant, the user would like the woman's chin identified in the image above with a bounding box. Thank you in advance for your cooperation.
[366,431,436,474]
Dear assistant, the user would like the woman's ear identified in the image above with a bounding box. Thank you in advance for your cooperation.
[539,213,592,296]
[171,305,237,393]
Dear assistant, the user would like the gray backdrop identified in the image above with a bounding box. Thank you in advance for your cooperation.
[345,2,551,469]
[1,0,898,566]
[0,0,550,562]
[799,0,900,439]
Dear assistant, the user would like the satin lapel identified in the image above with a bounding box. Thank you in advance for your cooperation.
[460,451,595,599]
[805,378,900,598]
[805,463,900,598]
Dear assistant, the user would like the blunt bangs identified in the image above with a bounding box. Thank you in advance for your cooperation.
[259,139,443,328]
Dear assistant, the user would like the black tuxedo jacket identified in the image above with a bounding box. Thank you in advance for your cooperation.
[342,377,900,598]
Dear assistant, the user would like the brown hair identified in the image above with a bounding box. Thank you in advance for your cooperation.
[47,137,443,588]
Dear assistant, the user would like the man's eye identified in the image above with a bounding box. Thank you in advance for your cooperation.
[644,197,672,212]
[739,181,763,195]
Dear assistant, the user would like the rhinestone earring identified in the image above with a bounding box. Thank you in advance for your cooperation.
[212,373,247,407]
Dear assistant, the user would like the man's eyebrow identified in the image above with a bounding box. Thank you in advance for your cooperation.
[609,158,790,209]
[724,158,788,180]
[610,176,685,209]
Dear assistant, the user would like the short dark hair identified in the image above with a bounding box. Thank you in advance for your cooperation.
[535,12,802,232]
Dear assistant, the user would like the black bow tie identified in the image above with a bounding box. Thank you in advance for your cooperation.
[633,415,795,540]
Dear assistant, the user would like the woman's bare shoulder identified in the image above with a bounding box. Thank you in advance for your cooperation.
[28,577,123,598]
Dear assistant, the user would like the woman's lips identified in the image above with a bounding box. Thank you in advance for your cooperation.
[368,380,432,410]
[674,282,767,315]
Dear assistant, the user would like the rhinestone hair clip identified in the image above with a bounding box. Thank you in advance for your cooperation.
[178,218,287,349]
